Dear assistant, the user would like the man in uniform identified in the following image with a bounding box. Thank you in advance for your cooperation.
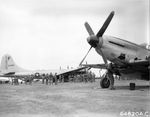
[11,77,14,85]
[49,73,53,85]
[42,74,45,84]
[45,74,49,85]
[62,75,64,83]
[54,73,58,85]
[29,75,34,85]
[14,76,19,85]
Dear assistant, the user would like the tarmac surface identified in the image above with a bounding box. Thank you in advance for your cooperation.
[0,80,149,117]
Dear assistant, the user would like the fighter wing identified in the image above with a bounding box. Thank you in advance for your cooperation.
[81,64,107,69]
[0,74,12,77]
[126,59,150,73]
[128,59,149,66]
[57,66,88,76]
[81,60,150,70]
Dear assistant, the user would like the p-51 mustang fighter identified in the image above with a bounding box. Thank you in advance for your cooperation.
[80,11,150,89]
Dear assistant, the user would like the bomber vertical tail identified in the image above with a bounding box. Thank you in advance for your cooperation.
[0,54,25,74]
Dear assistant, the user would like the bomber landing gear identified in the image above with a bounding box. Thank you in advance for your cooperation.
[100,71,115,90]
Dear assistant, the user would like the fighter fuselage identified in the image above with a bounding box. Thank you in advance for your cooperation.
[95,35,150,66]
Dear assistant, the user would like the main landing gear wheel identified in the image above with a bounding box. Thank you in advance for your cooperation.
[100,72,115,89]
[100,76,110,88]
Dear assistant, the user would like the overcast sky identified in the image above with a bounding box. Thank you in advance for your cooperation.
[0,0,149,73]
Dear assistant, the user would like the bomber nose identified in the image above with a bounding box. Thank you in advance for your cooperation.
[87,35,99,48]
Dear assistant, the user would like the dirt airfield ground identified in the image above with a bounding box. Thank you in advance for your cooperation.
[0,80,149,117]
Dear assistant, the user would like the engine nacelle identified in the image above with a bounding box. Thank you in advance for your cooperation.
[35,72,40,78]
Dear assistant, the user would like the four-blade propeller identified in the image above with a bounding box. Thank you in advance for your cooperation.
[79,11,115,66]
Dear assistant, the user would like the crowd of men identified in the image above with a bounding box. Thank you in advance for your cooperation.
[9,71,96,85]
[68,72,95,83]
[41,73,58,85]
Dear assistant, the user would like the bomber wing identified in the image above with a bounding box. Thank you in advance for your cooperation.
[81,64,107,69]
[57,66,88,76]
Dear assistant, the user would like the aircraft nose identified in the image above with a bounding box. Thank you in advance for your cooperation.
[87,35,99,48]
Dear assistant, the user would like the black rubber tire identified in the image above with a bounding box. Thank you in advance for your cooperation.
[100,77,110,88]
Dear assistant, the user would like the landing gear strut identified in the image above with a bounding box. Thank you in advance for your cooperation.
[100,71,115,89]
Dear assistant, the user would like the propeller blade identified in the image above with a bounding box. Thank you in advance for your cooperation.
[96,11,114,37]
[84,22,95,36]
[99,49,108,65]
[79,46,92,66]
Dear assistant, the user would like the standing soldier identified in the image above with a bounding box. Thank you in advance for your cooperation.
[11,77,14,85]
[62,75,64,83]
[84,74,88,83]
[58,75,61,83]
[13,76,16,85]
[29,75,34,85]
[92,73,96,82]
[81,74,84,82]
[45,74,49,85]
[68,75,71,82]
[13,77,16,85]
[13,76,17,85]
[25,75,29,85]
[54,73,58,85]
[26,76,29,85]
[89,72,93,83]
[16,76,19,85]
[73,75,76,82]
[49,73,53,85]
[24,76,27,85]
[28,75,31,84]
[42,74,45,84]
[15,76,19,85]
